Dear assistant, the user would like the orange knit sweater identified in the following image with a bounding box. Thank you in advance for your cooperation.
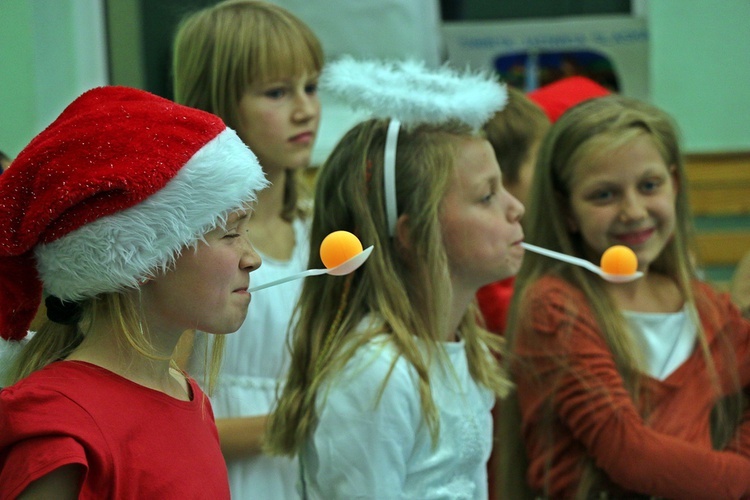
[513,276,750,499]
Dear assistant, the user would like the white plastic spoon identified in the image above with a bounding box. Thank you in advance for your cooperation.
[248,245,374,292]
[521,242,643,283]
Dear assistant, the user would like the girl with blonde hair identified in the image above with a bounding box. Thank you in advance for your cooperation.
[267,59,523,498]
[172,1,323,496]
[501,95,750,498]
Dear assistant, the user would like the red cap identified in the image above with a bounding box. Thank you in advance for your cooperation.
[528,76,610,123]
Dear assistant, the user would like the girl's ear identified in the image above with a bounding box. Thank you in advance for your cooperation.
[395,214,412,252]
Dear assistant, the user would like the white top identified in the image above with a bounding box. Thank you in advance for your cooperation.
[189,217,310,500]
[624,307,698,380]
[301,330,495,499]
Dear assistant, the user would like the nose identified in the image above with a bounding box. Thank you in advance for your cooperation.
[505,190,525,223]
[241,238,262,273]
[618,190,647,223]
[292,90,319,123]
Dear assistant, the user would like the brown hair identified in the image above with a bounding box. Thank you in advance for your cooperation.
[483,85,550,186]
[172,0,324,221]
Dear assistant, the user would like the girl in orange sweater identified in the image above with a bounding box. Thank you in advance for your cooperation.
[502,95,750,499]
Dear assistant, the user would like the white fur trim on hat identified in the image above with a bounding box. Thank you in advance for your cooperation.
[36,128,268,301]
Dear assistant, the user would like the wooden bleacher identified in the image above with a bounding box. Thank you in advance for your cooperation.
[685,152,750,287]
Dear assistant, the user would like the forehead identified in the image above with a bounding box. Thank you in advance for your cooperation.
[450,137,500,186]
[571,133,668,181]
[214,203,253,226]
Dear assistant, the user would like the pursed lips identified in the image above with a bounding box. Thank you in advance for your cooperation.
[289,131,314,143]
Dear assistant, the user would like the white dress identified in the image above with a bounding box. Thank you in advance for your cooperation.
[190,218,310,500]
[301,330,495,499]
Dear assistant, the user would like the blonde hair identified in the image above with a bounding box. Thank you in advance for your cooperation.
[172,0,324,220]
[8,293,226,392]
[266,119,512,455]
[501,95,743,498]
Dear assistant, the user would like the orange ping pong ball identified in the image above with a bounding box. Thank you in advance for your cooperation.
[320,231,364,269]
[600,245,638,275]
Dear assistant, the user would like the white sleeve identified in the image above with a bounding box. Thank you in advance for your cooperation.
[302,347,422,499]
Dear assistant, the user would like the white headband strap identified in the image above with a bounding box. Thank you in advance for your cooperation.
[384,119,400,236]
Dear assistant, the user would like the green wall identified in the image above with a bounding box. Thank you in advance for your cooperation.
[0,0,107,158]
[0,1,37,158]
[649,0,750,153]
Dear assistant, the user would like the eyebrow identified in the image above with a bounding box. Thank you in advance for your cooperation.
[476,175,500,191]
[258,73,319,86]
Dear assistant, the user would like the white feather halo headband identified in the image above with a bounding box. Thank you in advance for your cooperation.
[320,58,507,129]
[320,57,508,235]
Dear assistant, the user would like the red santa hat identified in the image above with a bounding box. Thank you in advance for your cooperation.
[0,86,267,341]
[527,76,610,123]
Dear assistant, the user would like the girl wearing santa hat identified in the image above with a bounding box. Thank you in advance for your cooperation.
[0,86,267,498]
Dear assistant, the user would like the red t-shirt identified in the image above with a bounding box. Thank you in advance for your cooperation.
[476,276,515,335]
[513,276,750,498]
[475,277,515,500]
[0,361,229,499]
